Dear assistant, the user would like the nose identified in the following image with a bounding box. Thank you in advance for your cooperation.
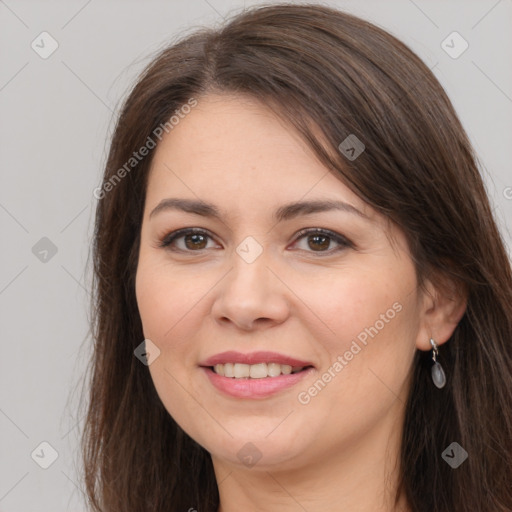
[211,247,290,332]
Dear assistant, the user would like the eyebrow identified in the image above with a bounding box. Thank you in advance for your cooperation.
[149,198,368,222]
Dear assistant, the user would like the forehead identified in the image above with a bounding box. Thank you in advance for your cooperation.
[146,93,373,218]
[151,93,321,179]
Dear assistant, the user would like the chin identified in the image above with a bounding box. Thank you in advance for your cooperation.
[200,428,309,470]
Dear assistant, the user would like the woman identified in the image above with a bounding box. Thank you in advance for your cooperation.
[82,4,512,511]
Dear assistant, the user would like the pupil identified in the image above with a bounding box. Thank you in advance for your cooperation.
[309,235,329,251]
[186,234,206,249]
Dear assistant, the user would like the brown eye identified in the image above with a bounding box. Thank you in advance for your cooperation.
[183,233,208,250]
[292,228,352,255]
[307,234,331,251]
[159,228,217,252]
[159,227,353,256]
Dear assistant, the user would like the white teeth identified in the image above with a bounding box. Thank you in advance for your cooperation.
[281,364,292,375]
[224,363,234,378]
[212,362,305,378]
[267,363,281,377]
[249,363,267,379]
[233,363,250,378]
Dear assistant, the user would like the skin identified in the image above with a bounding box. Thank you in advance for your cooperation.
[135,93,466,512]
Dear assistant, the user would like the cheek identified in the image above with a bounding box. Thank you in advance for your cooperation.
[301,265,419,397]
[135,256,208,344]
[292,277,417,456]
[302,270,410,349]
[136,259,213,441]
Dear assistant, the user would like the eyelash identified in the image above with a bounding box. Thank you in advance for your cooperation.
[158,227,353,256]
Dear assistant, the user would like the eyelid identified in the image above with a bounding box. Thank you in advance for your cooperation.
[158,227,354,254]
[290,227,354,254]
[158,227,218,249]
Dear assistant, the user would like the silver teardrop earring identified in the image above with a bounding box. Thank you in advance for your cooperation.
[430,338,446,389]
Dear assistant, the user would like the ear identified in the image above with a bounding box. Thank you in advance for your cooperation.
[415,274,467,351]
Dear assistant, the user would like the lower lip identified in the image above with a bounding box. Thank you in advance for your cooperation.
[201,366,314,399]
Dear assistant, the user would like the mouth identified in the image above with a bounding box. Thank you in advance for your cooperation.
[209,362,312,378]
[199,351,315,399]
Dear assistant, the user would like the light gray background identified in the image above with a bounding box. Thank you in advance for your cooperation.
[0,0,511,510]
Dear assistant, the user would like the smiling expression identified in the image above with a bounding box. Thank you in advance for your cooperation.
[135,93,427,471]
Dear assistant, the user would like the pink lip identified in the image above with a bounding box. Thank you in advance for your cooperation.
[199,351,313,367]
[201,366,315,399]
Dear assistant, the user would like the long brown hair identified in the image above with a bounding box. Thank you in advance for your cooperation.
[81,3,512,511]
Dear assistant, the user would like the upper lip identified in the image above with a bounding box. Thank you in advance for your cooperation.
[199,351,314,368]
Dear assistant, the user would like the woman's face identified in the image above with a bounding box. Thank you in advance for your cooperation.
[136,93,429,473]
